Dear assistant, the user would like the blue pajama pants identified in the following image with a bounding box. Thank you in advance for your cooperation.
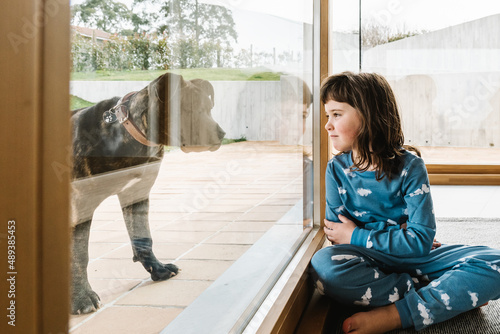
[311,244,500,330]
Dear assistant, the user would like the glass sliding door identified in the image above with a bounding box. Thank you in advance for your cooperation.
[68,0,317,332]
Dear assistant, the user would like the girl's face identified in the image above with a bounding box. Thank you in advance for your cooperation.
[324,99,362,153]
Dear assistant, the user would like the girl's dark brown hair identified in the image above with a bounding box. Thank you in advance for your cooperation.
[320,71,420,180]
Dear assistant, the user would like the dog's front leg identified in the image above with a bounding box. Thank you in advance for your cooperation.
[119,197,178,281]
[71,220,101,314]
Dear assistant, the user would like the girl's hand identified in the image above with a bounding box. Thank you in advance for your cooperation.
[431,239,442,250]
[324,215,356,245]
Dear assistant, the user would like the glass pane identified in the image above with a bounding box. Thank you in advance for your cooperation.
[68,0,314,332]
[329,0,360,73]
[359,0,500,164]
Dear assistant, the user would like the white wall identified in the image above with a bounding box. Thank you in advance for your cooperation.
[70,77,310,145]
[362,14,500,148]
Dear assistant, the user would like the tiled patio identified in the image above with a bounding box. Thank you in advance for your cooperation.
[69,141,304,333]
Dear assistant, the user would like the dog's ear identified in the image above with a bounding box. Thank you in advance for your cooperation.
[189,79,215,108]
[146,72,185,146]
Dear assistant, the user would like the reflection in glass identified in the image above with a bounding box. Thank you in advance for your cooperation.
[329,0,500,162]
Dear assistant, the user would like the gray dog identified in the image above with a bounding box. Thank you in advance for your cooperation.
[70,73,225,314]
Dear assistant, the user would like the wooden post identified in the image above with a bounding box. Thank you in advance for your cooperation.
[0,0,71,333]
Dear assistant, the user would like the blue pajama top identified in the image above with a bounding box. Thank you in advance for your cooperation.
[325,150,436,258]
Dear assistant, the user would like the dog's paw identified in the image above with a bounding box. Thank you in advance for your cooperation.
[150,262,179,281]
[71,288,102,315]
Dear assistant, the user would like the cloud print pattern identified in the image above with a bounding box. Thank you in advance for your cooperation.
[325,151,436,257]
[311,150,500,330]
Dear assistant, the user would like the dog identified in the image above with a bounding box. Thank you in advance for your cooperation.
[70,73,225,314]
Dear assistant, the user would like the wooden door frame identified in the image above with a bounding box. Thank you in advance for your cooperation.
[0,0,71,333]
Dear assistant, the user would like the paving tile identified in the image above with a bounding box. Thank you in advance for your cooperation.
[153,243,196,261]
[267,193,303,199]
[172,259,234,280]
[69,312,93,329]
[89,230,130,243]
[248,205,295,213]
[101,242,194,261]
[158,220,229,232]
[116,280,213,307]
[149,212,188,221]
[92,217,178,231]
[260,197,301,206]
[87,259,150,280]
[182,244,251,261]
[208,198,262,206]
[236,211,287,221]
[91,212,125,221]
[89,243,127,260]
[221,193,273,200]
[87,278,143,305]
[151,230,215,243]
[92,221,129,231]
[222,221,275,232]
[183,212,243,221]
[189,204,249,213]
[205,231,265,245]
[70,306,183,334]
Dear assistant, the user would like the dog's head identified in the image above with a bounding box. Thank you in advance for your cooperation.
[131,73,225,152]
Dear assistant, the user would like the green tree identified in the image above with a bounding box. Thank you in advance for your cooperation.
[362,20,425,48]
[160,0,238,68]
[71,0,131,33]
[72,0,238,69]
[129,33,152,70]
[130,0,170,33]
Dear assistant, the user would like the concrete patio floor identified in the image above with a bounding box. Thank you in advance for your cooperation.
[69,141,305,333]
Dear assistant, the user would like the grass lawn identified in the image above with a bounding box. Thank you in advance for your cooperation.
[71,67,283,81]
[71,95,95,110]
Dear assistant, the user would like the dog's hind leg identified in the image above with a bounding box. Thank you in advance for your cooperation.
[71,220,102,314]
[119,197,179,281]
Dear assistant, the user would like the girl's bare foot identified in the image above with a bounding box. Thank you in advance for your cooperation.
[342,304,402,334]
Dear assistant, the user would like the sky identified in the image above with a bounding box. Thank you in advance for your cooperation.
[338,0,500,32]
[70,0,500,53]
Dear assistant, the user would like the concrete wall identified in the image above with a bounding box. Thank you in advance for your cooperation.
[70,77,311,145]
[363,14,500,75]
[387,73,500,148]
[362,14,500,148]
[70,81,151,103]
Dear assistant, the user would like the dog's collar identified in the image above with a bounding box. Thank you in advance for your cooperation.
[103,91,160,147]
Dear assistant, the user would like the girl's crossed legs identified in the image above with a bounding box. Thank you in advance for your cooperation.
[311,244,500,333]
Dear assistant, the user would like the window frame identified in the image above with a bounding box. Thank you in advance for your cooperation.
[0,1,71,333]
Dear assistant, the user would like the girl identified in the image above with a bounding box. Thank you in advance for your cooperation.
[311,72,500,333]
